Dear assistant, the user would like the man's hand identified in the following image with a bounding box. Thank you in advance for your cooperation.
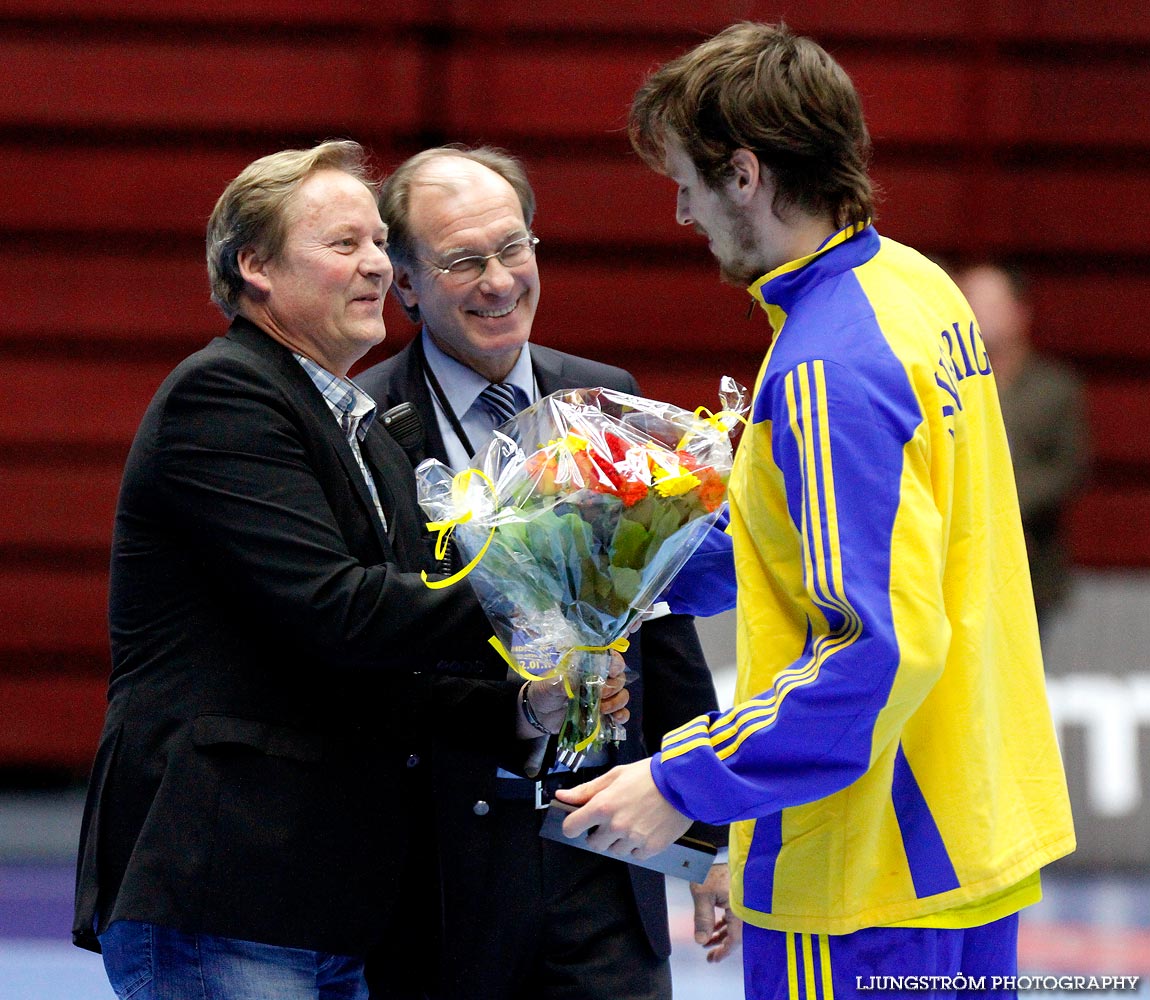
[598,650,630,728]
[518,650,629,738]
[690,863,742,963]
[552,758,692,858]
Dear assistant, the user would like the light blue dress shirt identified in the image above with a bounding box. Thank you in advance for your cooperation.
[419,330,537,470]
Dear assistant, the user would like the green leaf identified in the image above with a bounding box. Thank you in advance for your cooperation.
[610,515,651,570]
[625,494,658,530]
[611,566,642,606]
[648,500,685,544]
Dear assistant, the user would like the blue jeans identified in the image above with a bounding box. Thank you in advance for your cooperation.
[99,920,369,1000]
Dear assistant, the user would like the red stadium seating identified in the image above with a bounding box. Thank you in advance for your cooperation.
[2,0,1147,771]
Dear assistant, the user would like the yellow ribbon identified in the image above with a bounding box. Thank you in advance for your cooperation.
[488,636,630,696]
[561,640,632,752]
[676,406,748,450]
[420,468,498,590]
[574,713,602,752]
[488,635,564,682]
[489,636,630,753]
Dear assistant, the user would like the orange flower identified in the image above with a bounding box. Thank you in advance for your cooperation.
[694,466,727,512]
[617,479,650,507]
[524,451,561,495]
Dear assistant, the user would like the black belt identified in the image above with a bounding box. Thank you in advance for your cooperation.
[495,766,610,809]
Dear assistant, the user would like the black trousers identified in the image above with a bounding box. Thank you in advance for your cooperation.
[435,798,670,1000]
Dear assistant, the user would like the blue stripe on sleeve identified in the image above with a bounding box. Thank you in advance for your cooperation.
[892,743,960,897]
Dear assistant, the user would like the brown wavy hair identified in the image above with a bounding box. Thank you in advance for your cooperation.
[629,22,874,228]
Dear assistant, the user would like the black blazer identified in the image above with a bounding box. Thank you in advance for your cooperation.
[356,336,724,961]
[73,319,521,956]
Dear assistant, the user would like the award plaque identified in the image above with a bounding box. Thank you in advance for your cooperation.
[539,800,717,881]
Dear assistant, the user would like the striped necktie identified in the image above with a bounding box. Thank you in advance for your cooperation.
[478,382,522,429]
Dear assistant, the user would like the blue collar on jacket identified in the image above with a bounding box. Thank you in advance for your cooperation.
[748,222,880,314]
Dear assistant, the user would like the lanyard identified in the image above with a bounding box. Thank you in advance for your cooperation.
[416,334,538,460]
[415,333,478,457]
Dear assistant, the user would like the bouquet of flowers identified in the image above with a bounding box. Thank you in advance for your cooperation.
[417,379,745,768]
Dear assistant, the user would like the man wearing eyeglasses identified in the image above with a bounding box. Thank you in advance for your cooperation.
[71,139,631,1000]
[356,146,736,1000]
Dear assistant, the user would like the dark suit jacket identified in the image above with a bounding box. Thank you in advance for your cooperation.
[73,318,521,956]
[998,354,1089,622]
[356,336,724,962]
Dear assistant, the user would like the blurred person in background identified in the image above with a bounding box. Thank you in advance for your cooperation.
[955,262,1090,630]
[356,144,737,1000]
[71,138,627,1000]
[557,22,1075,1000]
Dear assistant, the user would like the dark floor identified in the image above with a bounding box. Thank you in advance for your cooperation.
[0,788,1147,999]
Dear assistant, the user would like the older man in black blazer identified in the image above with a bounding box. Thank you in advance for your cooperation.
[357,146,738,1000]
[72,140,625,1000]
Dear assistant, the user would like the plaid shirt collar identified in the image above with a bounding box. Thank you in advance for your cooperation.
[293,354,378,441]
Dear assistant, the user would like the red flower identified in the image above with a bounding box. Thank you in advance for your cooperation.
[604,431,631,464]
[571,448,615,494]
[674,449,700,471]
[591,448,625,490]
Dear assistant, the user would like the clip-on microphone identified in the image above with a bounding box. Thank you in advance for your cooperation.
[380,402,424,462]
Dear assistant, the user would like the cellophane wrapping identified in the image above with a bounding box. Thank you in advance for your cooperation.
[416,380,745,766]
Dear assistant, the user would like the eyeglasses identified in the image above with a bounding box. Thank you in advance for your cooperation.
[421,235,539,284]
